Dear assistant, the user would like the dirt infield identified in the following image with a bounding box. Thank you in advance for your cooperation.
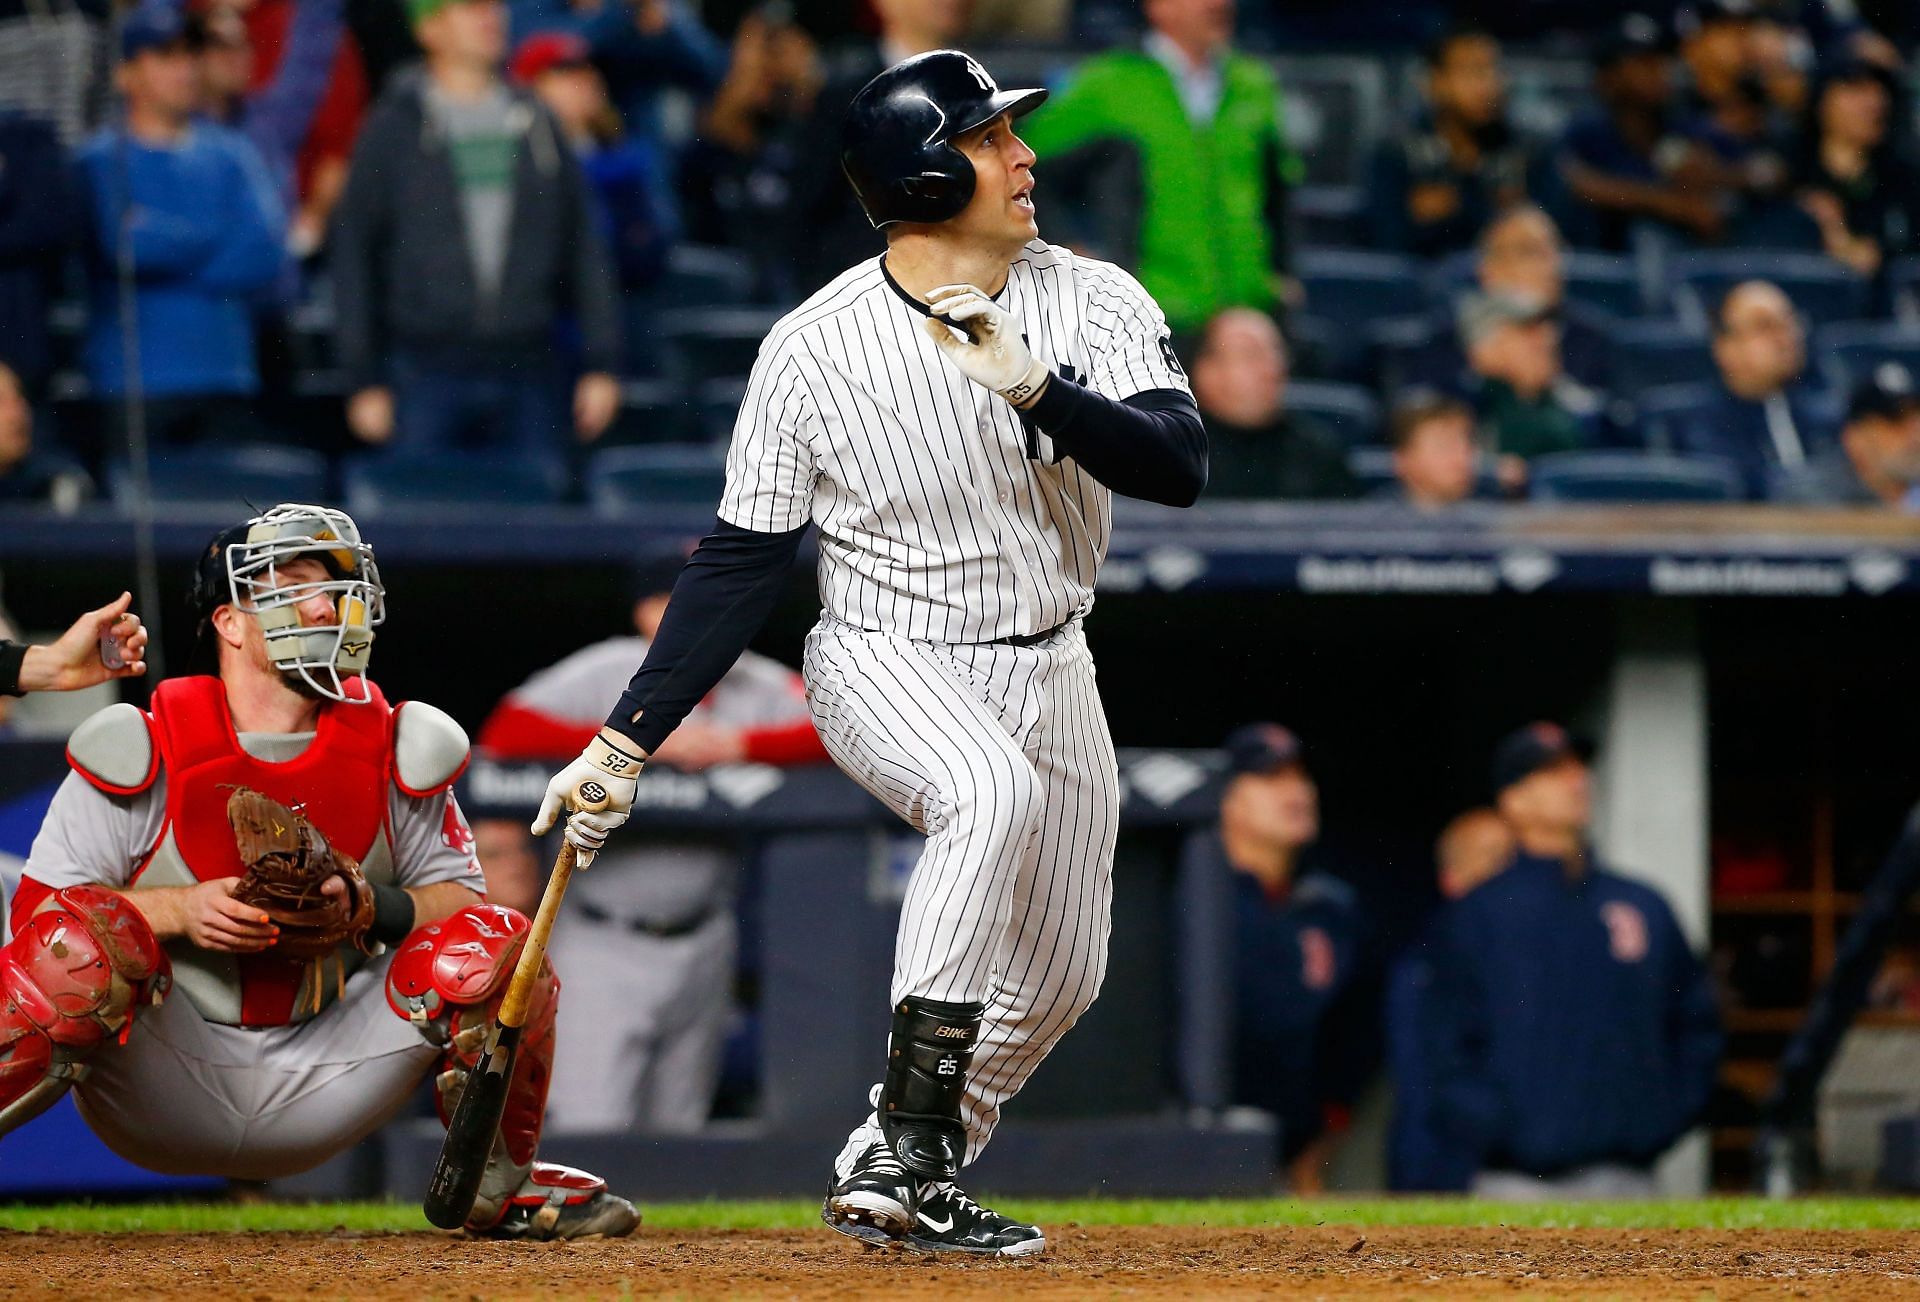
[4,1224,1919,1298]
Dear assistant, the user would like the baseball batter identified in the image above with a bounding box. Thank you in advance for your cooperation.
[0,504,636,1240]
[533,50,1206,1256]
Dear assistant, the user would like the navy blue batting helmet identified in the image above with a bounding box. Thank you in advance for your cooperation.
[840,49,1047,229]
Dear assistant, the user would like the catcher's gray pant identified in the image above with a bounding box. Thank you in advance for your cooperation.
[803,616,1120,1164]
[75,950,436,1180]
[544,910,735,1134]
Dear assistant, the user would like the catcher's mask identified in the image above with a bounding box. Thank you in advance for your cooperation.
[191,504,385,704]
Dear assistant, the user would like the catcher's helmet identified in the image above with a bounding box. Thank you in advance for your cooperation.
[841,49,1048,229]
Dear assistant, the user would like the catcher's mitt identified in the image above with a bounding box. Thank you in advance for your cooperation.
[226,786,375,962]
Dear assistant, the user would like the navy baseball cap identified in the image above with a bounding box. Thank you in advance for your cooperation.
[1849,362,1920,424]
[120,5,193,62]
[1491,722,1594,795]
[1224,723,1305,776]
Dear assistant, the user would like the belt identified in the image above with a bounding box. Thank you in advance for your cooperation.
[986,618,1072,648]
[575,900,717,939]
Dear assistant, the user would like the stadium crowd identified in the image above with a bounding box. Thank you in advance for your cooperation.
[0,0,1916,511]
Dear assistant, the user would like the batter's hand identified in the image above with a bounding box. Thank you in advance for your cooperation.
[922,285,1051,408]
[530,728,645,866]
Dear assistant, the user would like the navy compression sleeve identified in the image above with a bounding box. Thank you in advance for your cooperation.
[603,520,808,754]
[1023,381,1208,506]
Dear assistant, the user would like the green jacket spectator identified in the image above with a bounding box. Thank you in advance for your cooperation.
[1021,23,1301,337]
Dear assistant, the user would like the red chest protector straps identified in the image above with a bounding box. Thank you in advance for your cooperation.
[148,675,394,1025]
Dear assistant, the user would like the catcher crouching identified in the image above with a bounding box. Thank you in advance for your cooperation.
[0,503,637,1240]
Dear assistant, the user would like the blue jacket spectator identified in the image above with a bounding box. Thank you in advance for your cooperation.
[1368,28,1546,258]
[0,110,71,396]
[1215,724,1372,1187]
[512,31,673,288]
[1672,280,1843,497]
[509,0,725,159]
[1387,809,1513,1192]
[75,8,286,454]
[1424,724,1722,1197]
[1556,16,1734,249]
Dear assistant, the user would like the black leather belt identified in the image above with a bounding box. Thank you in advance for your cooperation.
[575,900,716,939]
[986,619,1072,648]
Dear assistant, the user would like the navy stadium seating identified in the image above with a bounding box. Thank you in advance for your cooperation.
[108,444,329,510]
[342,453,567,512]
[587,445,728,515]
[1815,321,1920,388]
[1671,251,1873,331]
[1609,320,1716,398]
[1287,380,1382,446]
[1529,451,1744,503]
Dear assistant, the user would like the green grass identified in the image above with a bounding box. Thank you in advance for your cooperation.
[3,1196,1919,1235]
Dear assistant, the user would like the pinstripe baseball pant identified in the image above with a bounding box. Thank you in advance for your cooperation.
[802,615,1119,1163]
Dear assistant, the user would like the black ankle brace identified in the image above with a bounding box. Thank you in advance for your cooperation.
[880,995,984,1180]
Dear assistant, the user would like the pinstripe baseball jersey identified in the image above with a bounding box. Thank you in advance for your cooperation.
[719,239,1190,644]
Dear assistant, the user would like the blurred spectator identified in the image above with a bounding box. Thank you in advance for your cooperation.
[1795,54,1918,277]
[968,0,1068,42]
[333,0,622,454]
[509,0,727,162]
[475,553,828,1132]
[1673,280,1842,497]
[1386,807,1514,1192]
[1366,27,1543,259]
[75,7,287,456]
[677,6,820,276]
[189,0,357,257]
[1384,391,1483,510]
[0,108,68,397]
[244,0,373,258]
[0,362,88,508]
[1557,14,1731,249]
[1423,724,1723,1200]
[785,0,973,291]
[513,31,673,289]
[1406,207,1612,395]
[1674,0,1805,240]
[1214,723,1369,1191]
[1020,0,1302,339]
[1193,309,1355,501]
[1775,361,1920,506]
[1459,292,1601,490]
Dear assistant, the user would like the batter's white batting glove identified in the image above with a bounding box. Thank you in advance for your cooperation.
[923,284,1051,408]
[530,729,644,867]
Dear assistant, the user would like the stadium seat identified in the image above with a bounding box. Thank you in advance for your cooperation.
[586,445,727,515]
[1609,320,1715,398]
[1889,258,1920,324]
[1286,380,1381,446]
[648,243,756,310]
[603,378,695,445]
[341,453,568,513]
[1292,185,1366,248]
[107,444,329,510]
[1528,451,1744,503]
[660,308,784,384]
[1631,381,1718,452]
[1296,249,1429,334]
[1815,321,1920,388]
[1671,251,1873,331]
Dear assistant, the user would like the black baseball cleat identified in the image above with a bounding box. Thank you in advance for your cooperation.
[906,1182,1045,1257]
[823,1135,922,1248]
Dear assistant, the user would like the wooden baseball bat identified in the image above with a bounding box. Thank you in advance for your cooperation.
[423,778,612,1230]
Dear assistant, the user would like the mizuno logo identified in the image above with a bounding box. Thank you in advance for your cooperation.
[917,1212,954,1233]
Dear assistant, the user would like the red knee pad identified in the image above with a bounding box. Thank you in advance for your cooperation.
[385,903,561,1178]
[0,885,170,1135]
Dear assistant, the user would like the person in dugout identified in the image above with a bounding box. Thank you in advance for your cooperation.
[1418,723,1723,1199]
[473,552,828,1133]
[1210,723,1373,1191]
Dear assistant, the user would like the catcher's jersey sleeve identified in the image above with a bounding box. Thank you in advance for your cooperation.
[387,788,486,893]
[22,772,159,890]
